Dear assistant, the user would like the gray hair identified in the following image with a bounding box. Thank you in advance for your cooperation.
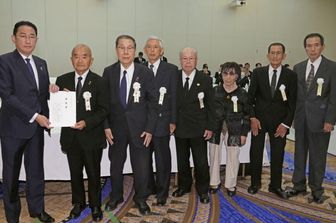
[179,47,198,58]
[145,36,163,48]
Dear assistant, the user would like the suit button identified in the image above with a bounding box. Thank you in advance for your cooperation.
[159,113,162,117]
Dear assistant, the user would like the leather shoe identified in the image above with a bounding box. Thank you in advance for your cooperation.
[209,184,221,194]
[268,187,288,199]
[105,198,124,211]
[147,187,157,196]
[172,188,190,197]
[31,211,55,223]
[227,187,236,197]
[199,193,210,204]
[134,201,151,215]
[247,185,260,194]
[313,195,324,204]
[156,198,166,206]
[69,203,86,219]
[91,206,103,222]
[286,187,307,197]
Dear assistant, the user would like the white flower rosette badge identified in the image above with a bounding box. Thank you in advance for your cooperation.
[231,96,238,112]
[316,78,324,96]
[279,84,287,101]
[198,92,205,109]
[133,82,141,103]
[158,87,167,105]
[83,91,92,111]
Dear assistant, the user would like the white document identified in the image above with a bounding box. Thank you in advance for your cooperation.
[49,91,76,127]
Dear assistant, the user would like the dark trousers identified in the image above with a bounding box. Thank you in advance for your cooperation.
[1,127,45,223]
[293,121,330,197]
[250,129,286,189]
[66,138,103,208]
[108,134,150,202]
[148,135,171,199]
[175,136,209,195]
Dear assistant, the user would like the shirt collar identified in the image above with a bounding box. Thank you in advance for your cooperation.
[75,70,89,80]
[182,69,196,79]
[148,59,161,75]
[268,65,282,75]
[18,51,33,61]
[121,62,135,74]
[309,55,322,68]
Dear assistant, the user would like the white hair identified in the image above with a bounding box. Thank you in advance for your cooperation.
[146,36,163,48]
[179,47,198,58]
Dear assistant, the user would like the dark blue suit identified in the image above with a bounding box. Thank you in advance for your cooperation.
[147,61,178,200]
[0,49,50,223]
[103,62,157,203]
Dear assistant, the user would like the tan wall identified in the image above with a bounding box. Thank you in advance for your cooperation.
[0,0,335,76]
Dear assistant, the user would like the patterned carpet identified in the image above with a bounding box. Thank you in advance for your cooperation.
[0,140,335,223]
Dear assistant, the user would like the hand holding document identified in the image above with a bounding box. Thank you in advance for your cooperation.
[49,91,76,127]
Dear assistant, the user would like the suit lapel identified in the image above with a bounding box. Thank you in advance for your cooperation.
[33,56,48,91]
[313,56,328,83]
[276,66,286,91]
[128,64,140,105]
[296,60,308,93]
[155,62,165,84]
[14,50,38,90]
[113,63,122,103]
[81,71,93,93]
[67,72,76,91]
[306,57,327,93]
[263,66,273,97]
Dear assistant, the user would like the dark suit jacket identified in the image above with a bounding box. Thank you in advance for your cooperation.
[134,57,147,65]
[248,65,297,131]
[153,61,178,137]
[175,70,216,138]
[103,62,157,146]
[0,49,50,138]
[293,56,336,132]
[55,71,109,152]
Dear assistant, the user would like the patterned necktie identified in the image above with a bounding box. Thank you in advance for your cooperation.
[271,70,277,96]
[76,76,83,98]
[306,64,315,91]
[120,70,127,108]
[150,64,154,71]
[184,77,189,93]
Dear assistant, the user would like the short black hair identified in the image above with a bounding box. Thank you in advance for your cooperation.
[268,42,285,53]
[221,62,241,77]
[304,33,324,48]
[13,21,37,36]
[115,34,136,48]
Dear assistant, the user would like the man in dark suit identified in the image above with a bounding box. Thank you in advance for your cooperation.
[247,43,297,199]
[143,36,178,206]
[286,33,336,204]
[53,44,109,221]
[134,51,147,65]
[173,47,215,204]
[103,35,157,215]
[0,21,54,223]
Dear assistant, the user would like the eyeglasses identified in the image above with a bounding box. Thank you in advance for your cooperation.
[269,51,283,56]
[222,72,237,76]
